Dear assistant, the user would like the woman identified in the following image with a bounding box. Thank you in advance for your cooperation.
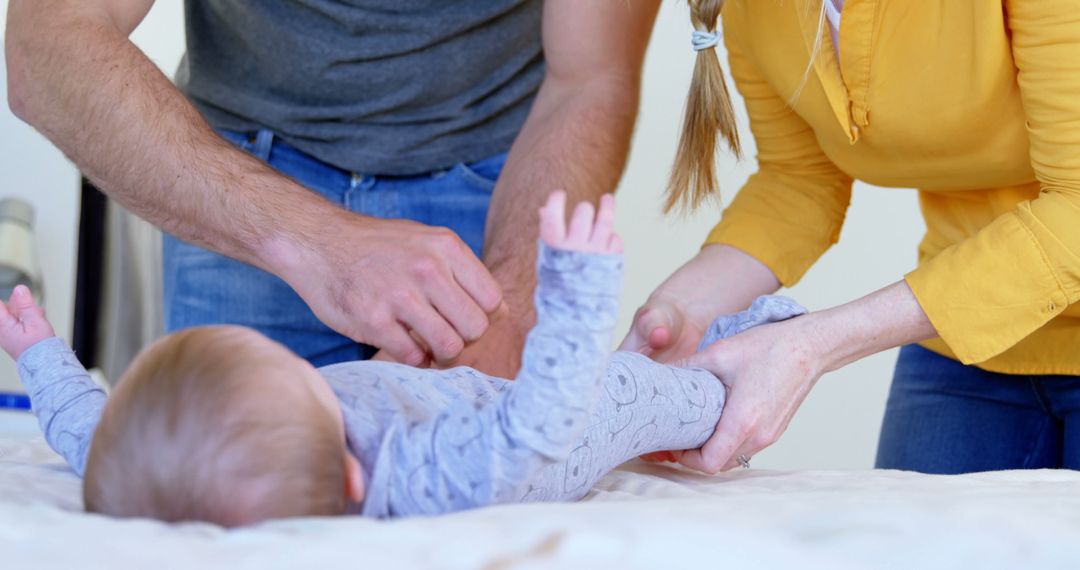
[622,0,1080,474]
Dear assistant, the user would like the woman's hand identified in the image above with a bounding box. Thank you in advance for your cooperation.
[618,296,709,363]
[673,316,826,472]
[619,243,782,364]
[674,281,937,473]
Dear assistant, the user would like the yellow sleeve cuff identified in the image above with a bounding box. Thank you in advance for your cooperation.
[904,211,1070,364]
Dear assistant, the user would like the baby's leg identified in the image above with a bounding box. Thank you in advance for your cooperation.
[520,352,724,502]
[521,296,807,502]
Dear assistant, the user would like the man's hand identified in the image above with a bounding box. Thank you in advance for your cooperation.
[0,285,56,361]
[275,214,504,367]
[7,1,505,365]
[424,307,524,378]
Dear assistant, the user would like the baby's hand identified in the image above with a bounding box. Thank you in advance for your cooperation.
[0,285,56,360]
[539,191,623,255]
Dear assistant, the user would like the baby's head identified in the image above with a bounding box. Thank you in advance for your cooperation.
[83,326,363,527]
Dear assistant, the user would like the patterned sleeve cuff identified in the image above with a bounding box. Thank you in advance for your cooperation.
[536,242,624,297]
[15,337,71,378]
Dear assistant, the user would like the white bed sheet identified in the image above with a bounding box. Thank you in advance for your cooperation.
[2,410,1080,570]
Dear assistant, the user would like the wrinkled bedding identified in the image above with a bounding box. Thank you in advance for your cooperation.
[2,411,1080,570]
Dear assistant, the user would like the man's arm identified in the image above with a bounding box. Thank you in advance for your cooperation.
[451,0,661,377]
[5,0,501,365]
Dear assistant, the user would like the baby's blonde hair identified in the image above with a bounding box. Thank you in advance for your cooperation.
[83,327,346,527]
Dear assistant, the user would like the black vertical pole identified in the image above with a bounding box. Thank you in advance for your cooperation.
[72,177,106,368]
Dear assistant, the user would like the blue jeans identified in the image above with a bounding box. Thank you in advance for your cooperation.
[876,344,1080,473]
[163,129,507,367]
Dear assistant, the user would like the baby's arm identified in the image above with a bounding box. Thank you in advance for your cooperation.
[381,193,622,516]
[0,286,105,476]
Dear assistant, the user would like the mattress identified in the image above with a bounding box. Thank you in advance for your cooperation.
[2,410,1080,570]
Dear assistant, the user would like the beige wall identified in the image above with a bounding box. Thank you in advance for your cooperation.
[0,2,924,469]
[0,1,186,394]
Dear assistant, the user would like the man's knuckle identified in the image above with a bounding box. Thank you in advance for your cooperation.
[388,288,417,309]
[365,309,393,331]
[409,258,441,280]
[432,229,463,251]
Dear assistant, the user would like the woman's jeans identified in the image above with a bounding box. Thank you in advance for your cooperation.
[163,129,507,367]
[876,344,1080,473]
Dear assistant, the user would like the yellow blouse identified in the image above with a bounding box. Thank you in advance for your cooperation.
[708,0,1080,374]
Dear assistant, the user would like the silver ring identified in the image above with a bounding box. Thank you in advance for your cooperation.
[737,454,752,469]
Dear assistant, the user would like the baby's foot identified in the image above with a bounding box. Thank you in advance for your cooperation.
[539,191,623,255]
[0,285,56,360]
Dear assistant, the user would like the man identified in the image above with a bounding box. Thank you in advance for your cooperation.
[5,0,659,376]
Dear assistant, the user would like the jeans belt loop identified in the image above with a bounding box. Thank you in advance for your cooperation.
[253,129,275,161]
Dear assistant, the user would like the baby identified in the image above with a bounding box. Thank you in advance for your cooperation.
[1,192,804,527]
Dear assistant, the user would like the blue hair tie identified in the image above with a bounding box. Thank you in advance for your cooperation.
[692,30,721,52]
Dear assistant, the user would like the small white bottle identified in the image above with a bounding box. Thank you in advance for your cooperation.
[0,198,43,302]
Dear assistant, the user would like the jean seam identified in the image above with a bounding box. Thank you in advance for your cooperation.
[1027,377,1054,416]
[1022,378,1054,469]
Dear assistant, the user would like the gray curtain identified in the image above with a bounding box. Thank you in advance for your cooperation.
[96,203,164,383]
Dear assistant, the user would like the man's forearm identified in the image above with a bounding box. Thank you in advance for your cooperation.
[5,1,338,274]
[483,75,640,328]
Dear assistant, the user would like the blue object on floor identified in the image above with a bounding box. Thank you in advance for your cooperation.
[0,392,31,411]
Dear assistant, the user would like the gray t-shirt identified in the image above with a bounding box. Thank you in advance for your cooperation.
[176,1,544,175]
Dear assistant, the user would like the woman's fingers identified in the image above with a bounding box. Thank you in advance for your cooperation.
[625,304,680,353]
[676,320,825,475]
[676,344,749,473]
[680,400,753,474]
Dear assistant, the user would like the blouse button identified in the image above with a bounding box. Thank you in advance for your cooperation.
[1048,300,1057,312]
